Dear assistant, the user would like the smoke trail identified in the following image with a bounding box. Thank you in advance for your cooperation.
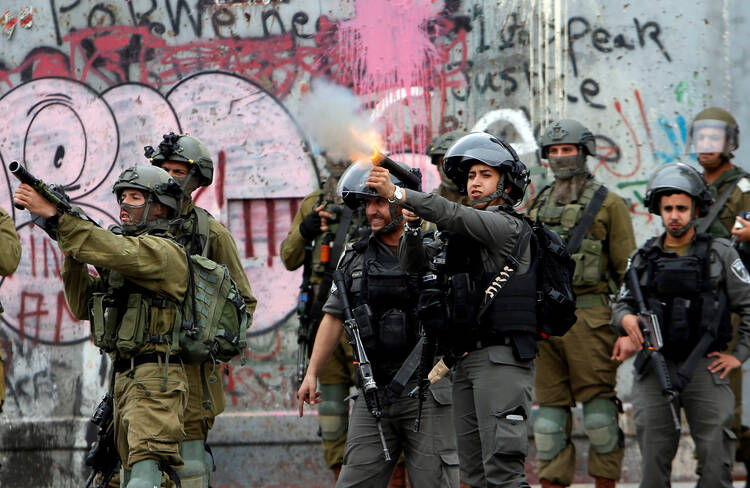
[296,78,383,161]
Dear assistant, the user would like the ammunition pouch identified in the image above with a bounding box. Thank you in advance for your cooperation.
[352,304,376,350]
[90,293,119,353]
[116,293,151,356]
[666,297,692,343]
[571,238,604,287]
[378,309,410,353]
[448,273,475,327]
[653,256,702,296]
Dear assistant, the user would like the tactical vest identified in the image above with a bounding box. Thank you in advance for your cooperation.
[534,181,609,290]
[638,234,732,361]
[89,269,181,358]
[442,227,537,350]
[346,238,420,383]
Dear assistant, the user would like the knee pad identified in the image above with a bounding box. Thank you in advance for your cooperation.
[126,459,162,488]
[177,440,210,488]
[318,383,350,441]
[533,406,569,461]
[583,398,620,454]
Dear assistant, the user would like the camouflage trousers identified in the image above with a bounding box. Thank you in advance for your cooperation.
[114,361,188,469]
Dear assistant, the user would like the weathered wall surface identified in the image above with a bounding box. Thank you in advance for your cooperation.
[0,1,747,485]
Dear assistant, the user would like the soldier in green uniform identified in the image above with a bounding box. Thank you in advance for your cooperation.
[427,130,469,204]
[527,120,636,488]
[280,157,371,481]
[146,133,258,488]
[14,166,189,488]
[612,162,750,487]
[0,206,22,414]
[686,108,750,478]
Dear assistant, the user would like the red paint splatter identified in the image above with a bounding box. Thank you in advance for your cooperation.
[608,100,641,178]
[17,291,47,344]
[30,233,36,277]
[217,150,226,209]
[242,200,254,258]
[265,199,276,268]
[634,90,655,156]
[246,329,282,360]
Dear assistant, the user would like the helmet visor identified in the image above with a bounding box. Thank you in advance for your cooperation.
[686,119,733,154]
[336,160,378,203]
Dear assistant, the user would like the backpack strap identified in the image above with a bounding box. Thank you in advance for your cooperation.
[193,207,213,257]
[566,184,608,254]
[528,184,552,213]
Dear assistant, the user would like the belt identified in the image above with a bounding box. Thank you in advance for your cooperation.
[114,353,181,373]
[576,293,609,309]
[472,335,512,351]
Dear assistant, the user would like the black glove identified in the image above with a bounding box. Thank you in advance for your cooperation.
[299,210,322,240]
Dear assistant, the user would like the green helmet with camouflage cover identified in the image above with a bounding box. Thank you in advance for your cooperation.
[686,107,739,156]
[112,165,183,235]
[145,133,214,187]
[428,130,470,159]
[540,119,596,178]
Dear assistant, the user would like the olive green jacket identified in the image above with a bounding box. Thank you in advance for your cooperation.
[60,214,188,355]
[528,179,636,297]
[700,166,750,240]
[181,203,257,325]
[280,188,325,272]
[0,207,21,277]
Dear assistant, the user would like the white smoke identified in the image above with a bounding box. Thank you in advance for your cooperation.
[295,78,383,162]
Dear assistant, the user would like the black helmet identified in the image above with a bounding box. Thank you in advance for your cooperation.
[336,160,407,209]
[443,132,529,206]
[145,133,214,187]
[643,162,713,216]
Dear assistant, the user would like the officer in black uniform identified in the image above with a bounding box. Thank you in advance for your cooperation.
[368,132,537,488]
[297,161,459,488]
[612,162,750,487]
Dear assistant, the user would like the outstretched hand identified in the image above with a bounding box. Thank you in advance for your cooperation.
[297,374,322,417]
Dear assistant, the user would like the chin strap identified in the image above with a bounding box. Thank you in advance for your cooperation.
[468,176,512,208]
[375,203,404,235]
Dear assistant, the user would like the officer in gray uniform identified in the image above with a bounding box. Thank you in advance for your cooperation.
[612,162,750,487]
[297,161,459,488]
[369,132,537,488]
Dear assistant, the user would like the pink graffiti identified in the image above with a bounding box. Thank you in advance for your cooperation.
[0,74,317,344]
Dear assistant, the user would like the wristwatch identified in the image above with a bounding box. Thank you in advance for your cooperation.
[388,186,404,204]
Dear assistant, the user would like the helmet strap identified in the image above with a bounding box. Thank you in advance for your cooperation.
[376,203,404,234]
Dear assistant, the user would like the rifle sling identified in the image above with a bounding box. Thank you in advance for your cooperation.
[385,337,424,401]
[308,207,354,327]
[696,177,741,233]
[566,185,608,254]
[476,222,532,321]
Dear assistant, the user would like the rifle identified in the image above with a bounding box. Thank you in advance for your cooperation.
[370,152,422,191]
[408,279,443,431]
[84,392,120,487]
[9,160,93,240]
[333,269,391,462]
[626,267,681,432]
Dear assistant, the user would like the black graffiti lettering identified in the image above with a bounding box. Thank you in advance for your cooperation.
[475,72,501,94]
[261,9,286,37]
[498,12,527,51]
[473,4,491,53]
[613,33,635,50]
[592,28,612,53]
[53,146,65,168]
[211,6,236,38]
[165,0,206,37]
[87,3,117,28]
[291,12,313,39]
[449,61,471,102]
[634,18,671,62]
[128,0,166,35]
[593,134,621,163]
[567,16,590,77]
[499,66,517,96]
[580,78,605,109]
[59,0,81,13]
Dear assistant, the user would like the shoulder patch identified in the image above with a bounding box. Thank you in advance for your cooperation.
[738,177,750,193]
[732,258,750,284]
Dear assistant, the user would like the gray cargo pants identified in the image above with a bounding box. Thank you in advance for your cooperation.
[452,344,535,488]
[336,376,459,488]
[634,355,735,488]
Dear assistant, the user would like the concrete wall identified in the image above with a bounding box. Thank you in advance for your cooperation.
[0,0,747,485]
